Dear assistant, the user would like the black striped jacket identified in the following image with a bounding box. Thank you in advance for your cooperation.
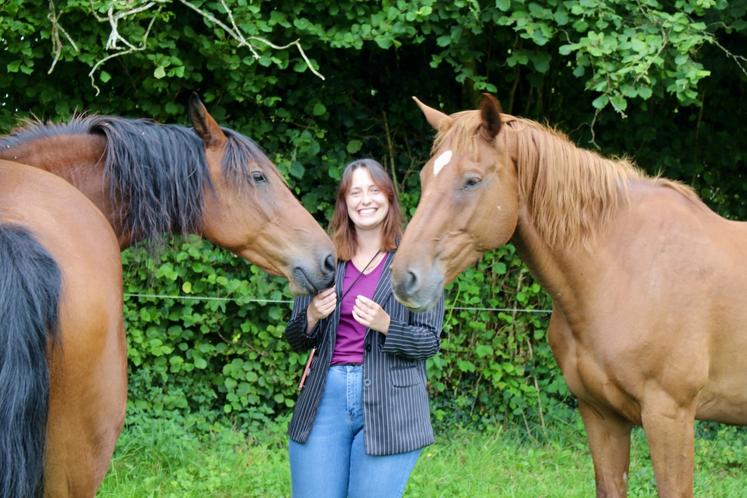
[284,251,445,456]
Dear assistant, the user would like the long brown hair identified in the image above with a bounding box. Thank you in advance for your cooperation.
[330,158,403,261]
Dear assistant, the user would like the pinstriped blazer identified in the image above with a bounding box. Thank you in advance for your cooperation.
[285,251,445,456]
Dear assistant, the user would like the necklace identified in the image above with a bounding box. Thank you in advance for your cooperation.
[340,250,381,302]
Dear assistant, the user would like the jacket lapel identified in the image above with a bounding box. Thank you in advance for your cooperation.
[371,251,394,305]
[332,259,346,319]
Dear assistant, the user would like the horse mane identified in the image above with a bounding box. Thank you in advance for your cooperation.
[2,115,272,243]
[435,111,703,248]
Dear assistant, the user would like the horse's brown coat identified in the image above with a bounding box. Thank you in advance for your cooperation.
[392,95,747,497]
[0,160,125,497]
[0,98,335,496]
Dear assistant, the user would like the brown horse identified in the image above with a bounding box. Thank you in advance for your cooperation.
[0,94,335,294]
[391,94,747,497]
[0,160,125,497]
[0,95,335,497]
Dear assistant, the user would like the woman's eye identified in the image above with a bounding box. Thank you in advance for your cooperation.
[251,171,267,183]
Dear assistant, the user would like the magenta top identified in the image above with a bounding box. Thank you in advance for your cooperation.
[330,256,387,365]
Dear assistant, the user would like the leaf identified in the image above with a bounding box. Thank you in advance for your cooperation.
[610,94,628,112]
[346,139,363,154]
[312,102,327,116]
[592,94,609,110]
[154,66,166,79]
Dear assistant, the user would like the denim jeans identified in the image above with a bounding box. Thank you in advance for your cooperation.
[289,365,421,498]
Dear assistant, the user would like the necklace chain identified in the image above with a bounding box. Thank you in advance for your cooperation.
[340,250,381,302]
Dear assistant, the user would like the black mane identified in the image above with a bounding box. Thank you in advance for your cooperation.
[2,115,272,243]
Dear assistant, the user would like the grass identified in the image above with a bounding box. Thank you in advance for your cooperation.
[98,413,747,497]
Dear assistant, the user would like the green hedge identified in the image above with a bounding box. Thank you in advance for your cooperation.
[122,236,566,432]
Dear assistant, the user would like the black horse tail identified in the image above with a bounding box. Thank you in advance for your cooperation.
[0,224,62,498]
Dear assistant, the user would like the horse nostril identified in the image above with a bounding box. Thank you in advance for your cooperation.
[404,270,419,294]
[322,253,335,274]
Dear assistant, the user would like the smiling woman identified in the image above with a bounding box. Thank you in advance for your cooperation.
[282,158,445,498]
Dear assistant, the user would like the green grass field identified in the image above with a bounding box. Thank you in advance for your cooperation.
[98,413,747,497]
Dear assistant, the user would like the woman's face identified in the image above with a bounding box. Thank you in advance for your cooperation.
[346,167,390,231]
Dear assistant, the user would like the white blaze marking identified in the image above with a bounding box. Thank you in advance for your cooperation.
[433,150,452,176]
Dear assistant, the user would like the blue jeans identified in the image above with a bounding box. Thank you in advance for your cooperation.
[289,365,421,498]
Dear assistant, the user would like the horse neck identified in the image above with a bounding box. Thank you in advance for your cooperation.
[0,134,131,248]
[511,206,578,304]
[501,123,625,323]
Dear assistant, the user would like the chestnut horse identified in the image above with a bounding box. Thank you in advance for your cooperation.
[0,160,124,498]
[392,94,747,497]
[0,94,335,294]
[0,95,335,497]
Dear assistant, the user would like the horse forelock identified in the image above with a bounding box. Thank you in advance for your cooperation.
[221,128,280,184]
[221,128,283,219]
[432,110,481,158]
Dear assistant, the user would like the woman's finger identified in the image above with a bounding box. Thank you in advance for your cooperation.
[352,306,370,326]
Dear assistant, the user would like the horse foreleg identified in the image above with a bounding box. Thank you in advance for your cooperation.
[640,397,695,498]
[579,401,633,498]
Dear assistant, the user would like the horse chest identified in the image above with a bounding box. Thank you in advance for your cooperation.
[548,320,642,422]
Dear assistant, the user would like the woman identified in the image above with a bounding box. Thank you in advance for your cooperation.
[284,158,445,498]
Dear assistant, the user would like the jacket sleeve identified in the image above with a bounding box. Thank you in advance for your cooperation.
[284,294,322,352]
[381,293,445,361]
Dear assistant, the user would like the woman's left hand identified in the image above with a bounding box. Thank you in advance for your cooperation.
[352,295,390,335]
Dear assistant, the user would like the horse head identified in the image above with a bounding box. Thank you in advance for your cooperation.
[392,94,518,309]
[188,94,335,294]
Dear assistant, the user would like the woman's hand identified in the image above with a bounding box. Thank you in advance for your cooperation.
[306,286,337,333]
[353,295,390,335]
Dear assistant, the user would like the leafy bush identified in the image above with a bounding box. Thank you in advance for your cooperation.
[122,234,567,432]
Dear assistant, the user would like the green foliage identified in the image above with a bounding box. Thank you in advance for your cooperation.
[429,246,561,428]
[120,235,561,430]
[122,237,307,429]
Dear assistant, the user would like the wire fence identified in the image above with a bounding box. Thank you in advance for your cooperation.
[123,292,553,314]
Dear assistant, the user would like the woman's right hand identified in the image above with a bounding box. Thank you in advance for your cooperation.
[306,286,337,332]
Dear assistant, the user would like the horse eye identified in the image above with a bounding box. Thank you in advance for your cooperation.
[251,171,267,183]
[463,176,482,189]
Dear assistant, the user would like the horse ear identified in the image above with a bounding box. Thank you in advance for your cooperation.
[412,96,452,130]
[188,93,226,147]
[479,93,503,140]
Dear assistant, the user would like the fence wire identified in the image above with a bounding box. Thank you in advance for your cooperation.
[124,292,552,314]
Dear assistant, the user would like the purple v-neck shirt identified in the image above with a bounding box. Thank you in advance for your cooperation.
[330,256,387,365]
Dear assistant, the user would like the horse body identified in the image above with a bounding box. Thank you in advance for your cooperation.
[0,159,125,497]
[0,96,334,496]
[392,95,747,497]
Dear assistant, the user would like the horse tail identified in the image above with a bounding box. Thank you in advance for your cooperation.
[0,224,62,498]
